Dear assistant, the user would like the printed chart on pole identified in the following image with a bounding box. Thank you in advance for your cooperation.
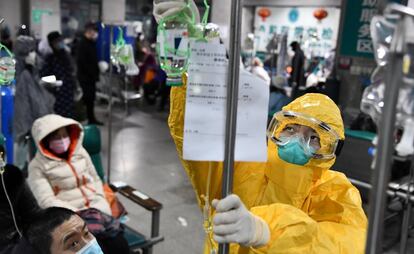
[183,41,269,162]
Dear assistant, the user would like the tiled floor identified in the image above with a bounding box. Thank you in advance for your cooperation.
[97,102,204,254]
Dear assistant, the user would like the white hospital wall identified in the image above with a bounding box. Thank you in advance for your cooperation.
[211,0,342,49]
[102,0,126,24]
[0,0,22,39]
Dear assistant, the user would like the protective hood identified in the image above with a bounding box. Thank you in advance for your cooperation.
[264,93,345,206]
[31,114,83,160]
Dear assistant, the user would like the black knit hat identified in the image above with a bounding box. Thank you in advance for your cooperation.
[84,22,98,32]
[47,31,62,46]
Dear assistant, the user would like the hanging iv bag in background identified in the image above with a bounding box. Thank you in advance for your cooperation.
[361,14,414,125]
[370,15,397,67]
[0,44,15,85]
[361,67,414,125]
[110,28,139,76]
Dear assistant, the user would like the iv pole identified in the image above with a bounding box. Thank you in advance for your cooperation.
[365,4,414,254]
[107,25,114,183]
[219,0,243,253]
[0,18,4,132]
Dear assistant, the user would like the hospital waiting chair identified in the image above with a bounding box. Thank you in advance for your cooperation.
[82,124,163,254]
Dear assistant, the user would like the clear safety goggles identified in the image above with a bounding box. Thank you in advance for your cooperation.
[267,111,344,159]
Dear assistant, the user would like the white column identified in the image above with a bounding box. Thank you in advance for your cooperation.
[408,0,414,9]
[30,0,61,39]
[211,0,231,47]
[0,0,22,39]
[102,0,126,24]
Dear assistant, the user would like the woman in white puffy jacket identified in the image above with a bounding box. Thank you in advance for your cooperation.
[27,114,111,215]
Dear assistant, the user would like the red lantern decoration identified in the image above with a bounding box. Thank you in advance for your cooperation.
[258,8,271,22]
[313,8,328,22]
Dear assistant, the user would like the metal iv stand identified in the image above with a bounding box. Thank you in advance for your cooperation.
[366,3,414,254]
[0,18,4,131]
[219,0,243,253]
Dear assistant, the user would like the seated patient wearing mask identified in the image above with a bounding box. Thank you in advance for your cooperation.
[25,207,103,254]
[27,114,110,214]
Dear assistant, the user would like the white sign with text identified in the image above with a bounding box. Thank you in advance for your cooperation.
[183,41,269,162]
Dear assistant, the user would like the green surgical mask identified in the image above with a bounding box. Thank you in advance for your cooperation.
[277,137,315,165]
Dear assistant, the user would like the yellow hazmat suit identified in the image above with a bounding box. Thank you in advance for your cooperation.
[168,80,367,253]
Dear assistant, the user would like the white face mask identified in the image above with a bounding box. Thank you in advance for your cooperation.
[287,49,295,58]
[92,33,98,40]
[25,51,37,66]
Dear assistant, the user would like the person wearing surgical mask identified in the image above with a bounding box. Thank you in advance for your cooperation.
[27,114,129,254]
[25,207,104,254]
[13,35,55,169]
[170,91,368,253]
[40,31,76,118]
[76,22,102,125]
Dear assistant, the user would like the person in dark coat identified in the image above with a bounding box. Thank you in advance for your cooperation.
[40,31,76,118]
[289,41,306,99]
[0,140,40,254]
[13,35,55,144]
[76,22,102,125]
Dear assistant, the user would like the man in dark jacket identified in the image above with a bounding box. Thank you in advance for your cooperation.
[289,41,306,99]
[40,31,76,118]
[76,22,102,125]
[0,138,40,254]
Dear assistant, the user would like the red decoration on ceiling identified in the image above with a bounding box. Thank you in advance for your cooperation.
[313,8,328,21]
[258,8,271,22]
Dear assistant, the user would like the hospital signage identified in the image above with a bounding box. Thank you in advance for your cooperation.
[340,0,401,58]
[254,7,341,58]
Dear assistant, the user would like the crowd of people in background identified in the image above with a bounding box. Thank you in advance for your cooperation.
[3,20,168,134]
[0,22,168,254]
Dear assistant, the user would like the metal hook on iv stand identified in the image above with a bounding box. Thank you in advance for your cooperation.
[365,4,414,254]
[219,0,243,254]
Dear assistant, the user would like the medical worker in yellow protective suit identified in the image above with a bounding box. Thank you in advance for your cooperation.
[155,2,367,254]
[168,81,367,254]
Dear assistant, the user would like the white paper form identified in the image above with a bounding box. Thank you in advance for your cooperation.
[183,41,269,162]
